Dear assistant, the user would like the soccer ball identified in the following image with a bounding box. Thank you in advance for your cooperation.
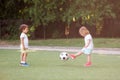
[59,52,69,60]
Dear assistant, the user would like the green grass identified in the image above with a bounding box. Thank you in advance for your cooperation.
[0,38,120,48]
[0,49,120,80]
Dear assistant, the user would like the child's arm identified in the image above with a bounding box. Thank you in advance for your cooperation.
[21,37,25,50]
[84,39,91,48]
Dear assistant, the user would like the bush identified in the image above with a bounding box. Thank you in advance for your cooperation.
[0,19,30,40]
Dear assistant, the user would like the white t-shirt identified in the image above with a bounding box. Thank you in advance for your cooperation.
[84,34,93,49]
[20,32,29,48]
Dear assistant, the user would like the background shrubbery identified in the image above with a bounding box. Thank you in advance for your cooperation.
[0,0,120,40]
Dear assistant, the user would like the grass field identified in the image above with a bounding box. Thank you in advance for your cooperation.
[0,49,120,80]
[0,38,120,48]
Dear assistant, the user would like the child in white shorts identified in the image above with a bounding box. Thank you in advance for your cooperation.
[69,26,94,67]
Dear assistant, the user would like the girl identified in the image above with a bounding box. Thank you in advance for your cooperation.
[69,26,94,67]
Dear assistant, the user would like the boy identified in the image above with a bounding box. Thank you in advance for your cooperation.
[69,26,94,67]
[19,24,29,66]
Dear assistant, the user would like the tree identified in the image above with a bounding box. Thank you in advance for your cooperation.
[20,0,117,36]
[0,0,119,39]
[23,0,66,39]
[61,0,116,35]
[0,0,26,19]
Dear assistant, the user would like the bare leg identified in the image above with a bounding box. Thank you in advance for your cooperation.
[69,51,83,59]
[21,53,27,63]
[84,54,92,67]
[23,53,27,63]
[20,53,24,62]
[75,51,83,57]
[87,54,91,62]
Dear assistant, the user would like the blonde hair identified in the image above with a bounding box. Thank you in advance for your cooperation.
[79,26,90,36]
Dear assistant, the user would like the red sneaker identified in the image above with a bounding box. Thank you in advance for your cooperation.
[69,54,76,59]
[84,62,92,67]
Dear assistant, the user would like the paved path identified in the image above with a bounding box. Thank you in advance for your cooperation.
[0,45,120,55]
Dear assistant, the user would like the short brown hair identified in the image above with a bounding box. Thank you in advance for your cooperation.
[79,26,90,36]
[19,24,28,32]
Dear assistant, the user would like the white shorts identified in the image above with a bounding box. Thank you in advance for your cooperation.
[81,48,93,55]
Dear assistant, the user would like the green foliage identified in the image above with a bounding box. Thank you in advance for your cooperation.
[0,0,120,39]
[0,0,26,19]
[0,20,22,40]
[61,0,116,34]
[22,0,117,35]
[5,25,18,40]
[23,0,66,26]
